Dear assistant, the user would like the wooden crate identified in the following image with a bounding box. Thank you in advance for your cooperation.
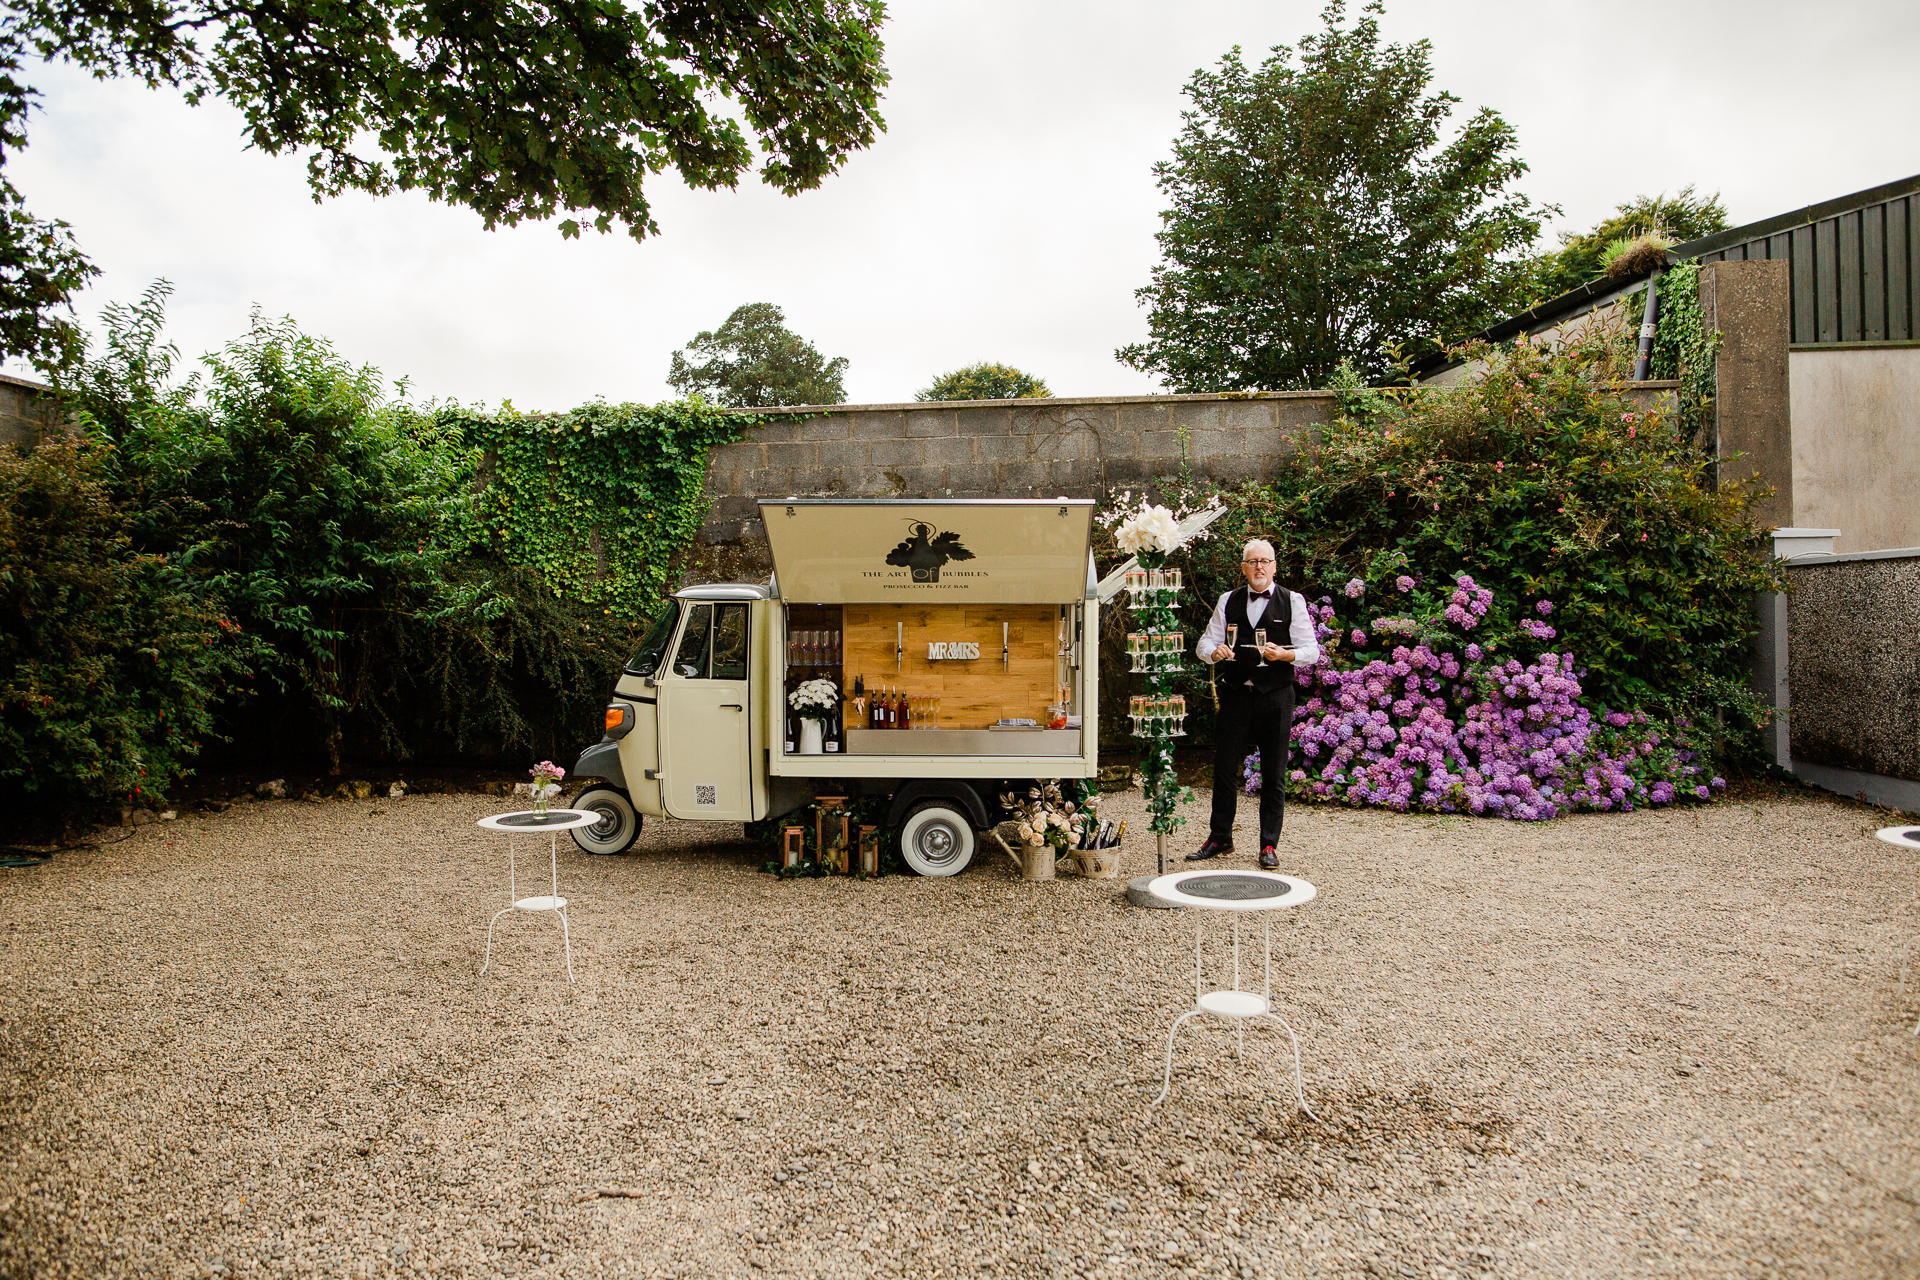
[841,604,1061,731]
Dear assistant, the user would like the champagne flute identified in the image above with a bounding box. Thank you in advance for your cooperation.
[1254,626,1270,667]
[1223,622,1238,663]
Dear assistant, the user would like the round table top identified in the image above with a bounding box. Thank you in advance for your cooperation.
[478,809,600,832]
[1147,869,1316,911]
[1874,825,1920,850]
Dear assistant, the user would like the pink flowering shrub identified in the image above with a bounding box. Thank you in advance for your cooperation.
[1243,578,1725,819]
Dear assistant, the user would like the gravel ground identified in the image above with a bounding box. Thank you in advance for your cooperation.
[2,785,1917,1280]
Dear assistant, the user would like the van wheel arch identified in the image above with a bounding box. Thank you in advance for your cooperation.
[884,780,990,831]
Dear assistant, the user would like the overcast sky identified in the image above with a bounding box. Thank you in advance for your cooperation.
[9,0,1917,408]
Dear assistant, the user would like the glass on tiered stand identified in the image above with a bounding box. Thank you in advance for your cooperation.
[1171,694,1187,736]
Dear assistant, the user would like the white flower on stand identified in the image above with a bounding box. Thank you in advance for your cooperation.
[1115,503,1182,554]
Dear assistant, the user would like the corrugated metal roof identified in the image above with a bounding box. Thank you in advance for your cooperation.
[1412,171,1920,378]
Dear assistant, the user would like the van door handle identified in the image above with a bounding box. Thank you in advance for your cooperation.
[720,703,743,710]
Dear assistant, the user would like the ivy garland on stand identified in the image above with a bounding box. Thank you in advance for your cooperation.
[1116,503,1197,874]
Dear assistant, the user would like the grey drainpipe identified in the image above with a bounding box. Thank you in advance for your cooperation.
[1631,267,1663,381]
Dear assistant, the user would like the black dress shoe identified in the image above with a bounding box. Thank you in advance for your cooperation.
[1185,838,1233,862]
[1259,845,1279,870]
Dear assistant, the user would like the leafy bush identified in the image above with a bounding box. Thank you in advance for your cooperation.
[1242,579,1725,819]
[0,436,240,807]
[1528,186,1729,302]
[57,285,748,774]
[1136,329,1781,781]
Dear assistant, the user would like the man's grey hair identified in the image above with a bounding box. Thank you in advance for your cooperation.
[1242,538,1275,561]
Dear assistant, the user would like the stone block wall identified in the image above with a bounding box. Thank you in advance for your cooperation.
[698,392,1339,568]
[1786,551,1920,783]
[0,372,62,448]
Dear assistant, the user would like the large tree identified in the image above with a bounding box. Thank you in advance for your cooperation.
[1117,1,1551,391]
[1529,187,1731,301]
[0,0,890,371]
[916,361,1050,401]
[666,302,848,406]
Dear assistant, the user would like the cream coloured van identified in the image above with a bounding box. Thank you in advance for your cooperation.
[567,499,1104,876]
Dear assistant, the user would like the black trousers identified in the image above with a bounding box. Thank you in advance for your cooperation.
[1209,682,1295,847]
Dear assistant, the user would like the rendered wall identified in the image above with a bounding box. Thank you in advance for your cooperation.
[697,392,1338,572]
[1700,260,1794,532]
[1789,346,1920,552]
[1786,552,1920,783]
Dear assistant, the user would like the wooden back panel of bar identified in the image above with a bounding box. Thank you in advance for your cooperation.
[841,604,1059,729]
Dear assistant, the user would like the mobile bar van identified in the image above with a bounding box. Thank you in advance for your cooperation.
[567,499,1102,876]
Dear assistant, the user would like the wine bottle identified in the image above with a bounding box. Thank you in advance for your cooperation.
[1108,820,1127,848]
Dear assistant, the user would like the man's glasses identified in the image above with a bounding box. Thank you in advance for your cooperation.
[1242,558,1275,566]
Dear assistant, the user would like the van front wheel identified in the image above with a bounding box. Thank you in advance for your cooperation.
[571,786,642,855]
[899,802,975,877]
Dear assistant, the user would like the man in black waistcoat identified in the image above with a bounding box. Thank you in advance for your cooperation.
[1188,539,1320,869]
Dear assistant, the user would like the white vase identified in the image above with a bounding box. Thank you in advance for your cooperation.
[799,719,825,754]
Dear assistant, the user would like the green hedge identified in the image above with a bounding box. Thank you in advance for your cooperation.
[5,286,753,806]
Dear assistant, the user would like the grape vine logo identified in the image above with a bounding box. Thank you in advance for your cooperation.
[885,521,976,584]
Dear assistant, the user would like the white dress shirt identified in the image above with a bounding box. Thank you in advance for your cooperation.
[1195,587,1320,672]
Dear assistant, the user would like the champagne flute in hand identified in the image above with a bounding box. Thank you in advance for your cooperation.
[1223,622,1238,663]
[1254,626,1270,667]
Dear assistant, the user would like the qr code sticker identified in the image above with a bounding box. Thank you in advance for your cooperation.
[694,784,718,807]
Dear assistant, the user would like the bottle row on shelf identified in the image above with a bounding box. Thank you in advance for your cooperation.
[849,675,941,730]
[1128,694,1188,737]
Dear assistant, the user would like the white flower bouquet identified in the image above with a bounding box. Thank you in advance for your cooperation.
[788,678,839,722]
[1115,503,1182,555]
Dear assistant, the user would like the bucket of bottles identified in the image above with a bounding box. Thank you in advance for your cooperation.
[1073,844,1124,879]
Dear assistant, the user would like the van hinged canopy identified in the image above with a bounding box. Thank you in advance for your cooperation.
[759,499,1096,604]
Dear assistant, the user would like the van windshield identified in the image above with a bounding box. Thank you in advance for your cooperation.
[624,599,681,675]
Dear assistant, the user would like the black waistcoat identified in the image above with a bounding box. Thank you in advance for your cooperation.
[1223,585,1295,693]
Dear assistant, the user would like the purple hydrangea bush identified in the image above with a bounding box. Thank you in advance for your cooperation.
[1242,575,1725,820]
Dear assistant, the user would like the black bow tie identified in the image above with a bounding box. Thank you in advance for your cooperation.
[1249,589,1272,600]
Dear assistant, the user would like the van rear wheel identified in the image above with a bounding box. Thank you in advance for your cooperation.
[899,802,975,876]
[571,786,642,855]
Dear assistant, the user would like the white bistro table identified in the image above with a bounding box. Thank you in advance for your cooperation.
[476,809,598,983]
[1146,869,1319,1117]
